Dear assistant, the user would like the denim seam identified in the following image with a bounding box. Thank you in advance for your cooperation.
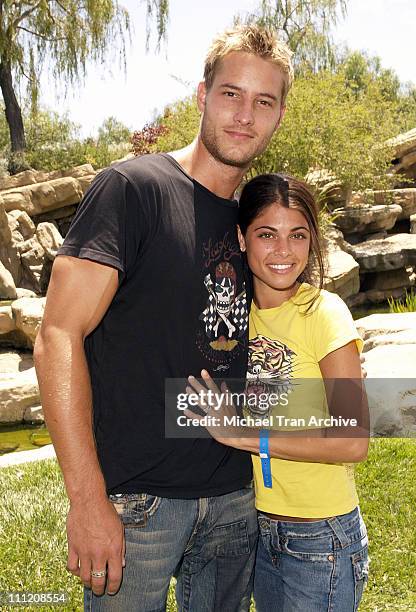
[327,551,338,612]
[183,498,208,555]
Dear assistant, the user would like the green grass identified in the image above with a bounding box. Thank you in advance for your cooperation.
[388,289,416,313]
[0,439,415,611]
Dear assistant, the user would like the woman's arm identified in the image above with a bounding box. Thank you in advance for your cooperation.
[187,342,369,463]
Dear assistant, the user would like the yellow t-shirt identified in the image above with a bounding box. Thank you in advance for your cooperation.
[249,283,363,518]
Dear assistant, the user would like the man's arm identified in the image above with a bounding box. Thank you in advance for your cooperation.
[34,255,124,596]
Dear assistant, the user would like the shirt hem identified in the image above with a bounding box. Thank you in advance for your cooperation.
[255,498,359,519]
[108,477,252,499]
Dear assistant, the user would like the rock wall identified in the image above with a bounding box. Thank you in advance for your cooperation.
[1,133,416,426]
[0,164,96,298]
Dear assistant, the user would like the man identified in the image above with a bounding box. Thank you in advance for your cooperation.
[34,25,294,611]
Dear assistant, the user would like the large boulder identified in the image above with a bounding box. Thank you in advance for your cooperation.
[351,234,416,272]
[357,313,416,435]
[0,350,40,423]
[372,188,416,220]
[0,197,21,285]
[0,163,95,191]
[332,204,402,235]
[0,261,17,299]
[324,249,360,300]
[1,177,84,216]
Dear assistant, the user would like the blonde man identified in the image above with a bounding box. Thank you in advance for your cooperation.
[35,25,293,612]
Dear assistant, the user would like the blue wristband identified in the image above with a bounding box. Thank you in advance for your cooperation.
[259,429,272,488]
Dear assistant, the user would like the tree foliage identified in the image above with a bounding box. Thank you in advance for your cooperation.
[0,0,169,172]
[238,0,347,72]
[151,58,416,197]
[0,106,131,171]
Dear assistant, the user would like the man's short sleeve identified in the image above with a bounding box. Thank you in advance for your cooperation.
[57,168,138,279]
[313,292,364,362]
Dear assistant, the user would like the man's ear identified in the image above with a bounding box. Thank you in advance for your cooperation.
[197,81,207,113]
[237,226,246,252]
[274,104,286,132]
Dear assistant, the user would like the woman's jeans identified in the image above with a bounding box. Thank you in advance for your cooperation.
[254,506,369,612]
[84,485,258,612]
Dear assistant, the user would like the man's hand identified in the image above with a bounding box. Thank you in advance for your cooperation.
[66,496,126,596]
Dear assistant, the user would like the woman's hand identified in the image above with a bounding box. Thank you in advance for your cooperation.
[185,370,243,447]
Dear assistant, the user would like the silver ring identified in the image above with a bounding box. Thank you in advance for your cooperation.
[91,569,107,578]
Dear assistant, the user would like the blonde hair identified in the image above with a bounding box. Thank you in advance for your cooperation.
[204,24,294,102]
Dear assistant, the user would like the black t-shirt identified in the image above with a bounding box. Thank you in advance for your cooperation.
[57,153,252,498]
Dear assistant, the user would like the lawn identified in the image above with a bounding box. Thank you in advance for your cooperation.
[0,439,415,612]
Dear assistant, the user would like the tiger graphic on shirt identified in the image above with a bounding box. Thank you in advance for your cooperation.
[245,334,296,417]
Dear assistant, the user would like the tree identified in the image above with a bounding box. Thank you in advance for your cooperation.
[238,0,347,72]
[0,0,169,173]
[97,116,131,146]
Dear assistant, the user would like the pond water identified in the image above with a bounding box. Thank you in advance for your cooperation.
[0,424,51,454]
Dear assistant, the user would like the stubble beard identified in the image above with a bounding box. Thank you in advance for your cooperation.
[200,115,271,170]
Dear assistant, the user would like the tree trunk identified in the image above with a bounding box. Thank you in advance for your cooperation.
[0,59,27,171]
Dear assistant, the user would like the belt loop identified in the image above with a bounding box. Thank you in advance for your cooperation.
[327,516,350,549]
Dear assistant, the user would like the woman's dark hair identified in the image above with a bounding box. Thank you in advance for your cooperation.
[238,173,325,310]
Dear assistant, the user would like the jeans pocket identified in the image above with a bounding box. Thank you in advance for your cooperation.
[282,534,334,563]
[215,519,250,557]
[109,493,162,528]
[351,546,369,610]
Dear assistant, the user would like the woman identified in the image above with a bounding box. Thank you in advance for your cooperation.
[187,173,369,611]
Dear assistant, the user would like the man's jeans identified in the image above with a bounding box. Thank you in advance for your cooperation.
[84,486,258,612]
[254,506,369,612]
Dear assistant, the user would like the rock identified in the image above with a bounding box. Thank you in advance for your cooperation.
[0,261,17,299]
[305,169,351,209]
[2,177,84,216]
[16,287,37,298]
[363,345,416,435]
[360,268,414,304]
[23,404,44,424]
[0,163,95,191]
[0,197,21,285]
[324,249,360,300]
[356,312,416,346]
[11,297,45,346]
[373,189,416,220]
[36,222,63,260]
[18,236,45,293]
[0,169,38,190]
[7,209,36,241]
[387,128,416,160]
[363,231,387,242]
[351,234,416,272]
[364,286,407,304]
[411,214,416,234]
[361,268,413,292]
[345,292,368,309]
[364,329,416,351]
[0,350,39,423]
[0,305,15,334]
[332,204,402,235]
[357,313,416,435]
[32,204,77,224]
